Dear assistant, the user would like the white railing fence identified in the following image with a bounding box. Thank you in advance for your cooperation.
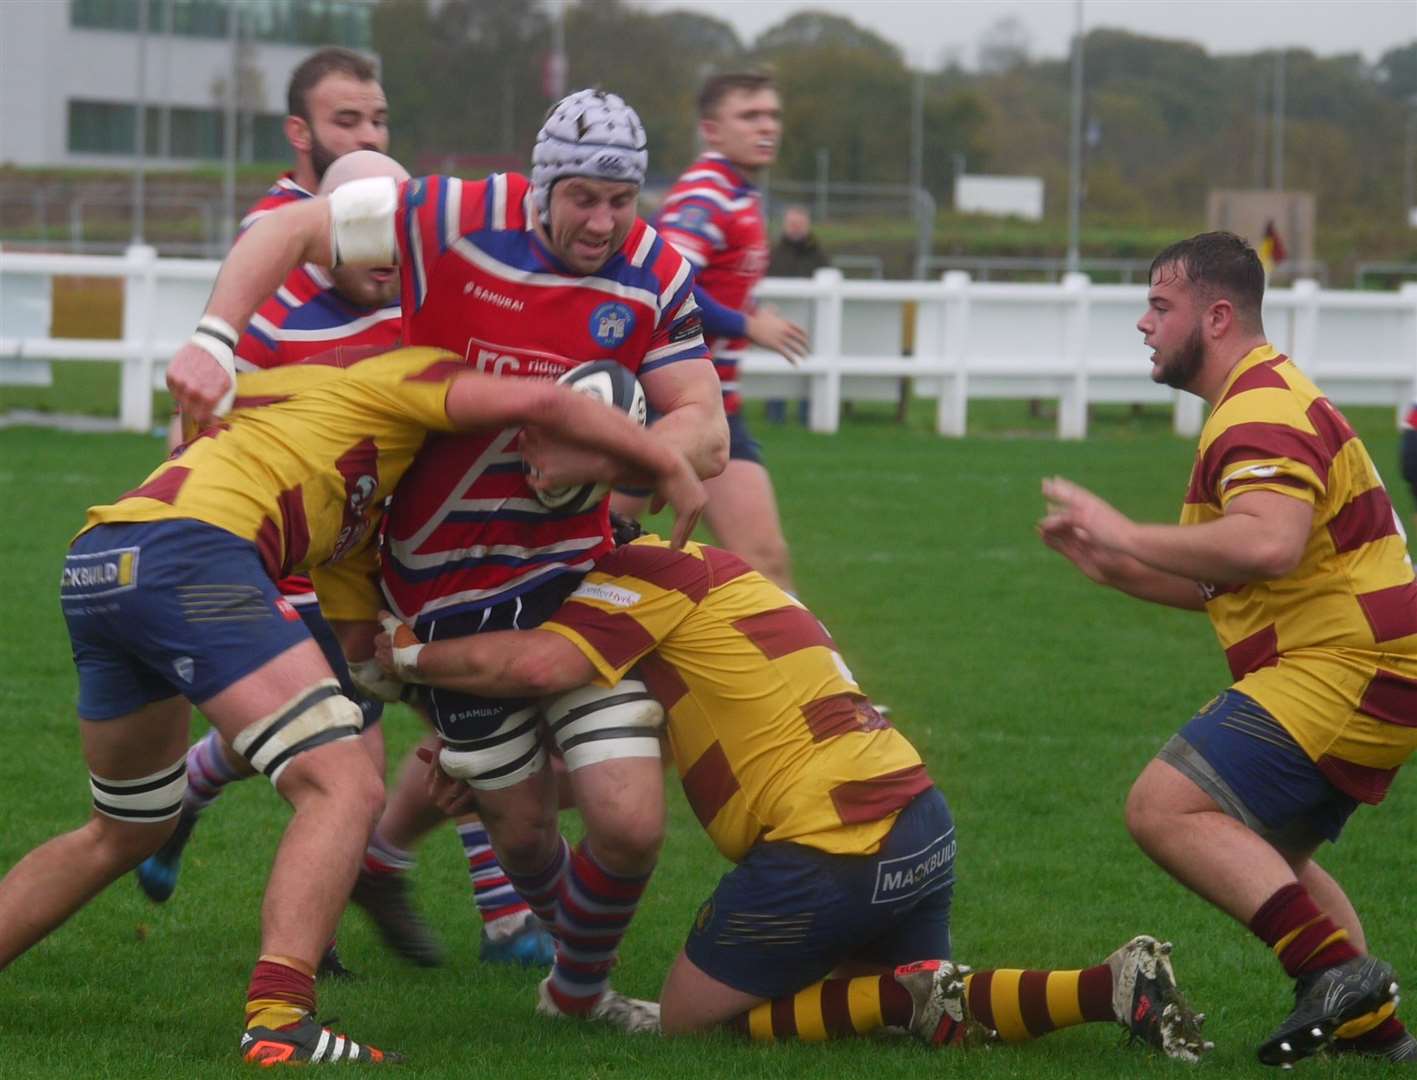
[4,249,1417,437]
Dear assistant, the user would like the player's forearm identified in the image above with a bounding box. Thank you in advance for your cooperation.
[1103,557,1208,610]
[205,200,333,332]
[1123,515,1296,585]
[641,398,729,481]
[536,384,699,486]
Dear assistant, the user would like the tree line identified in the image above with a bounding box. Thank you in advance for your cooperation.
[372,0,1417,232]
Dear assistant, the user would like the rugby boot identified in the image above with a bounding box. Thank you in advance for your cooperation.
[316,941,356,980]
[1258,955,1399,1067]
[536,976,660,1033]
[240,1014,402,1065]
[480,914,556,967]
[1332,1029,1417,1062]
[135,804,197,903]
[1107,935,1212,1062]
[893,959,990,1047]
[349,870,445,968]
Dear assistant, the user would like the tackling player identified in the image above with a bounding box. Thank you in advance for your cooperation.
[373,522,1209,1060]
[1041,231,1416,1066]
[0,347,704,1064]
[640,71,810,592]
[163,90,728,1031]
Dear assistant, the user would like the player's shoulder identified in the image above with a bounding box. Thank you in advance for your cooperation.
[591,537,730,601]
[1207,351,1318,440]
[239,173,313,228]
[405,172,533,232]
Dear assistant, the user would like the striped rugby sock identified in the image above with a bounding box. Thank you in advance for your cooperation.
[185,729,243,813]
[732,975,914,1039]
[1249,882,1360,978]
[542,841,650,1013]
[456,818,533,939]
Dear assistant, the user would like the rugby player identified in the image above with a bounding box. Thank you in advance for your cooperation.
[631,70,809,592]
[1041,231,1416,1066]
[164,89,728,1030]
[372,522,1209,1059]
[0,347,704,1064]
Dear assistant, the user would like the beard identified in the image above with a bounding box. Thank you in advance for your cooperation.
[309,129,339,183]
[1152,324,1206,390]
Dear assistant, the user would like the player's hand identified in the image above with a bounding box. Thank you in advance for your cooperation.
[415,740,482,817]
[1040,476,1136,554]
[348,657,405,703]
[648,450,707,549]
[747,305,809,366]
[165,341,235,430]
[374,610,425,681]
[520,429,618,490]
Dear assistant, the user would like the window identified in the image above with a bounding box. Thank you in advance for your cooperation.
[73,0,372,47]
[68,100,137,155]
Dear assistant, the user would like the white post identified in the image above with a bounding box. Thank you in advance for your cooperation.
[808,267,843,433]
[1173,392,1205,438]
[120,244,159,432]
[1058,271,1090,438]
[936,271,971,436]
[1401,282,1417,428]
[1291,278,1321,376]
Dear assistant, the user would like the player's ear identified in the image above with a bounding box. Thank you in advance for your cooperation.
[285,115,311,154]
[1206,298,1235,339]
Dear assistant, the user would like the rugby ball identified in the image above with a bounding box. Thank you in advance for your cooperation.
[530,361,647,513]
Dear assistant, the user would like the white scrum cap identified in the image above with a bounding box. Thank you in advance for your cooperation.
[531,88,647,223]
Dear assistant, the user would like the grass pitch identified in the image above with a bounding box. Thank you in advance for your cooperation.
[1,398,1412,1078]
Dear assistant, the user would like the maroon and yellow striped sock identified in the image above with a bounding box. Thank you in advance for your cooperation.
[963,966,1114,1041]
[729,975,914,1040]
[244,956,316,1031]
[1249,883,1360,978]
[729,964,1117,1043]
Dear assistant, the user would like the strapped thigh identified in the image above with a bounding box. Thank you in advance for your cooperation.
[439,706,547,791]
[543,680,663,772]
[90,754,187,823]
[231,678,363,784]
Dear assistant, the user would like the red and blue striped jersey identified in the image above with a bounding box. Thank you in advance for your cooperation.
[236,266,402,373]
[382,171,709,625]
[239,172,312,234]
[656,154,768,416]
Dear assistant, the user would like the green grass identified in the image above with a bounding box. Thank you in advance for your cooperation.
[1,400,1413,1078]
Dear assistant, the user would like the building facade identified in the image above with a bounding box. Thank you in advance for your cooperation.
[0,0,377,168]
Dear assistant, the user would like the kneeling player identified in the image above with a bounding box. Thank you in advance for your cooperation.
[375,525,1211,1058]
[0,349,704,1064]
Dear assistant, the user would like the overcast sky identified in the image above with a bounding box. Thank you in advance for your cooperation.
[634,0,1417,70]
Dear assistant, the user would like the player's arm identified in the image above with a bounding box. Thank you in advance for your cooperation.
[1040,524,1208,610]
[1041,476,1312,599]
[693,284,808,367]
[165,198,335,425]
[639,358,729,483]
[168,175,398,427]
[376,622,595,698]
[446,373,706,547]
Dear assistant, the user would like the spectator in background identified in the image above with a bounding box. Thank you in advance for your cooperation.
[764,205,831,424]
[767,205,830,279]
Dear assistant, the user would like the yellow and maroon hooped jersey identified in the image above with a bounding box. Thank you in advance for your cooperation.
[540,537,932,861]
[1182,343,1417,802]
[80,348,465,622]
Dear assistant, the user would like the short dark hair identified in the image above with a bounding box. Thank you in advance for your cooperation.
[1149,231,1265,326]
[697,71,776,118]
[288,47,379,121]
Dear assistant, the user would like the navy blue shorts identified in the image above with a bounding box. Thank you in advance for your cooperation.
[421,573,584,745]
[1158,689,1359,849]
[297,601,384,729]
[1400,428,1417,506]
[62,520,313,720]
[684,788,956,999]
[727,412,763,465]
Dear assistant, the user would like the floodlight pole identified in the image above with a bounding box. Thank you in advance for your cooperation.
[222,0,239,248]
[1065,0,1084,273]
[1271,49,1286,191]
[131,0,148,245]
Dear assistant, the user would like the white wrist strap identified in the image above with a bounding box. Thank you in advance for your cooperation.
[379,613,426,680]
[187,327,237,417]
